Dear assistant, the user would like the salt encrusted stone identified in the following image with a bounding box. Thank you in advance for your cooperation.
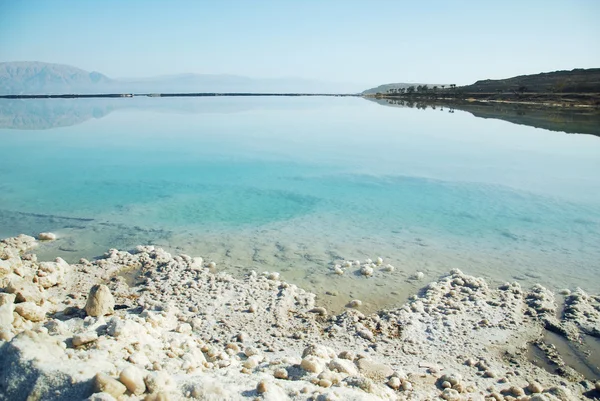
[119,365,146,395]
[85,284,115,317]
[72,332,98,347]
[256,380,268,394]
[15,302,45,322]
[387,377,401,390]
[356,358,394,380]
[93,373,127,398]
[38,232,57,241]
[274,368,288,379]
[300,356,325,374]
[328,358,358,375]
[348,299,362,308]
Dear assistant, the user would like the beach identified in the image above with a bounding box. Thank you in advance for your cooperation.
[1,234,598,400]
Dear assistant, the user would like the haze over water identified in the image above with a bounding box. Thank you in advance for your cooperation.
[1,97,599,312]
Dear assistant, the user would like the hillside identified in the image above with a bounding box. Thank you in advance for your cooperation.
[0,62,364,95]
[0,62,112,95]
[459,68,600,93]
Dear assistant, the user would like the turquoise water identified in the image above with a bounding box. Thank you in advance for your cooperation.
[1,97,599,311]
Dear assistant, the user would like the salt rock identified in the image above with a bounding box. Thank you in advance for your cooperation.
[360,265,374,276]
[37,260,67,288]
[301,356,325,374]
[441,388,461,401]
[302,344,333,360]
[256,380,269,394]
[93,373,127,398]
[72,332,98,347]
[356,358,394,380]
[0,302,15,328]
[84,393,117,401]
[348,299,362,308]
[274,368,288,379]
[328,358,358,375]
[309,307,327,316]
[38,232,57,241]
[334,266,344,275]
[144,371,172,394]
[85,284,115,317]
[119,365,146,395]
[387,377,401,390]
[15,301,45,322]
[528,381,543,394]
[509,386,525,396]
[382,264,395,272]
[144,392,172,401]
[376,257,383,265]
[413,272,425,280]
[0,259,11,276]
[6,278,43,304]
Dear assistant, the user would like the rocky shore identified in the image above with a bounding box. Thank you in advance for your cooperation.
[1,234,599,400]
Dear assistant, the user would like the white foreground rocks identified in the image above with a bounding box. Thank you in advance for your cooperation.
[0,235,597,400]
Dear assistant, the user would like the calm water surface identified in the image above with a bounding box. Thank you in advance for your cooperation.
[1,97,599,312]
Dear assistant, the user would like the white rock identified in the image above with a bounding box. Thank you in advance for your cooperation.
[14,301,45,322]
[0,303,15,328]
[72,332,98,347]
[85,284,115,317]
[84,393,117,401]
[334,266,344,275]
[382,264,395,272]
[93,373,126,398]
[38,232,57,241]
[348,299,362,308]
[356,358,394,379]
[207,261,216,269]
[144,371,172,394]
[274,368,288,379]
[328,358,358,375]
[300,356,325,374]
[376,257,383,265]
[412,271,425,280]
[387,377,401,390]
[360,266,374,277]
[119,365,146,395]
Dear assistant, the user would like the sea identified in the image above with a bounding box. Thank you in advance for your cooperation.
[1,96,599,313]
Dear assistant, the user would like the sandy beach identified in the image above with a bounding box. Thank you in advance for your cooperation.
[1,234,599,400]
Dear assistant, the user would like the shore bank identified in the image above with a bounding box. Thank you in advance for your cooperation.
[1,234,599,400]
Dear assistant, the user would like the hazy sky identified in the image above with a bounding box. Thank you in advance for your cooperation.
[1,0,599,86]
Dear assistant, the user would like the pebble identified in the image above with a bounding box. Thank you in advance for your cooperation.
[360,266,374,277]
[309,307,327,316]
[413,272,425,280]
[528,381,543,394]
[348,299,362,308]
[72,332,98,347]
[318,379,332,388]
[274,368,288,379]
[256,380,268,394]
[334,266,344,275]
[387,377,401,390]
[93,373,127,398]
[376,257,383,265]
[85,284,115,317]
[301,356,325,374]
[509,386,525,396]
[38,232,57,241]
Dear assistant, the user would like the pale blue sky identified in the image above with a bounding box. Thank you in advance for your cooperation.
[1,0,598,86]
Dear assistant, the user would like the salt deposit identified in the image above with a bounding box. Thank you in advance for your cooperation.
[0,234,597,400]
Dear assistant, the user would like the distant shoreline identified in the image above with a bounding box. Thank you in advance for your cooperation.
[366,92,600,108]
[0,93,361,99]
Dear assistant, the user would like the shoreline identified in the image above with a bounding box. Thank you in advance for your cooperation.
[1,234,599,400]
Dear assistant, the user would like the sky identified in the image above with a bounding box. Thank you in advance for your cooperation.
[0,0,599,87]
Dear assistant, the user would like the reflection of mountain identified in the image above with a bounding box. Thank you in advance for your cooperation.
[0,97,326,130]
[370,98,600,138]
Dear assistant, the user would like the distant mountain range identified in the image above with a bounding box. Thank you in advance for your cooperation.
[0,61,365,95]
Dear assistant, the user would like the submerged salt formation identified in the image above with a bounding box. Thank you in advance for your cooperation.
[0,234,598,400]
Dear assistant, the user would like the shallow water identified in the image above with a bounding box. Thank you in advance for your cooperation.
[1,97,599,313]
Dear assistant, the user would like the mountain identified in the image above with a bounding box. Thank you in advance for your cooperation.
[0,61,364,94]
[459,68,600,93]
[361,83,446,95]
[0,62,112,94]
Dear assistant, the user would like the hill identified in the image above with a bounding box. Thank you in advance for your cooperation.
[0,62,112,95]
[460,68,600,93]
[362,82,445,95]
[0,62,364,95]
